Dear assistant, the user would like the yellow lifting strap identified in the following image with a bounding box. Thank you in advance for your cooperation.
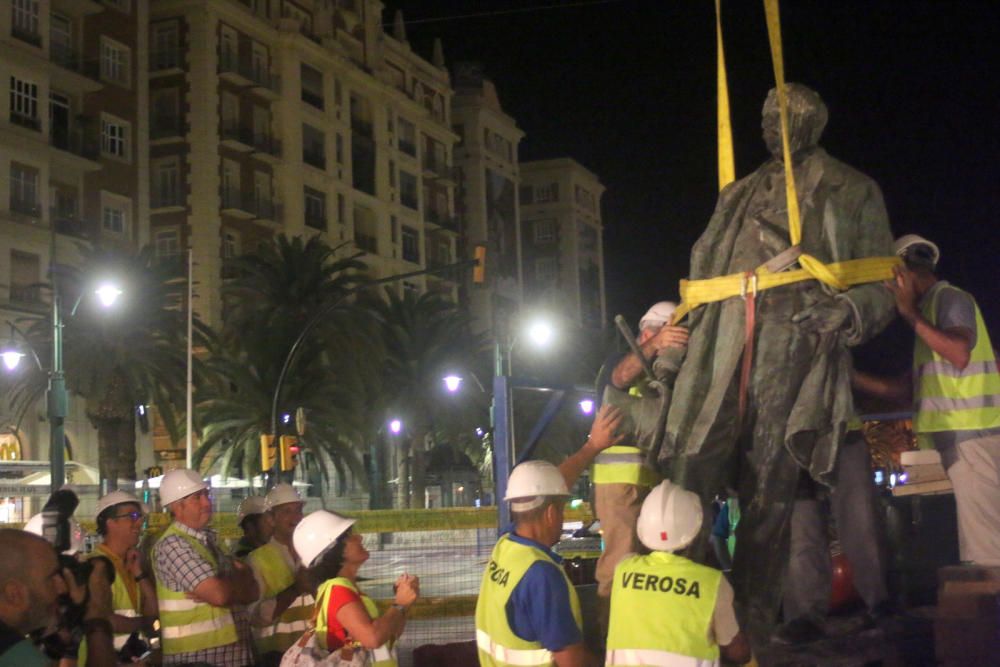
[675,0,899,325]
[715,0,735,191]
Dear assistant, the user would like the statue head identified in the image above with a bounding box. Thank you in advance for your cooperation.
[761,83,828,159]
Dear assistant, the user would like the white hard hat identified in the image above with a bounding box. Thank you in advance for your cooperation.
[636,480,703,553]
[639,301,678,330]
[237,496,268,524]
[265,483,303,510]
[293,510,356,567]
[159,468,208,507]
[894,234,940,268]
[24,513,86,555]
[96,490,148,519]
[505,461,569,512]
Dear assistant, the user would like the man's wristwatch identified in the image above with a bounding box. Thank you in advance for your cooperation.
[392,603,408,614]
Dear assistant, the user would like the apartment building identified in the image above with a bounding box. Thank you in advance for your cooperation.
[451,63,524,335]
[0,0,149,469]
[148,0,459,331]
[519,158,606,329]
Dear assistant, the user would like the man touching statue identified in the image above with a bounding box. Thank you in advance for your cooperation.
[658,83,897,641]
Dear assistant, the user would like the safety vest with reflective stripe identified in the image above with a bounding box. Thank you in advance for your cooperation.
[913,284,1000,449]
[247,541,315,655]
[607,552,721,666]
[315,577,397,666]
[78,548,144,667]
[153,522,238,655]
[475,534,583,667]
[593,386,661,487]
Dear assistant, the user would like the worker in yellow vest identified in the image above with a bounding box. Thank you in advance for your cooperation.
[854,235,1000,564]
[247,483,315,666]
[78,491,159,665]
[592,301,688,635]
[476,405,623,667]
[233,495,272,559]
[607,480,750,666]
[152,468,259,666]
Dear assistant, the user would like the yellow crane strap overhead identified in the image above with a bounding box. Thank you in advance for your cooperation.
[671,0,899,325]
[716,0,735,191]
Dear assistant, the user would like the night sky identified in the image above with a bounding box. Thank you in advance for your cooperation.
[390,0,999,366]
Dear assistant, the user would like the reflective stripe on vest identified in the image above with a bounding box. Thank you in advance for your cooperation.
[475,534,583,667]
[247,542,315,654]
[606,648,719,667]
[315,577,397,667]
[606,552,721,664]
[153,523,238,655]
[913,284,1000,449]
[78,550,145,667]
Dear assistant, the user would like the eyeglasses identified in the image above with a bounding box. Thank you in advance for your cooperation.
[112,511,144,521]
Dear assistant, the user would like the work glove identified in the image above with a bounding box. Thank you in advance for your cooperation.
[791,296,853,334]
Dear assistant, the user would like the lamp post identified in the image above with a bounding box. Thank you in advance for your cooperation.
[2,283,121,492]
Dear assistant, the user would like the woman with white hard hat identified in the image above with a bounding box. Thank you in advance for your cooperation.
[290,510,419,665]
[605,480,751,666]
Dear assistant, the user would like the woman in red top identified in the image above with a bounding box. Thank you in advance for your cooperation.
[293,510,419,663]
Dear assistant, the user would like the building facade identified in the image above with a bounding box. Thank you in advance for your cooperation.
[519,158,606,329]
[1,0,149,476]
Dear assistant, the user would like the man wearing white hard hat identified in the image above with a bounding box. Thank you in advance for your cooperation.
[76,491,158,665]
[233,496,272,559]
[606,480,750,666]
[592,300,689,637]
[246,484,314,665]
[476,405,623,667]
[855,234,1000,565]
[152,468,258,666]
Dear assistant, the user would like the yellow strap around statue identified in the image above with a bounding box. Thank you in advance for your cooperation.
[716,0,735,191]
[671,0,898,325]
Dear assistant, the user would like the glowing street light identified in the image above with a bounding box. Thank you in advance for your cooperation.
[1,350,25,371]
[388,418,402,435]
[525,318,555,348]
[95,283,123,308]
[578,399,595,415]
[443,375,463,393]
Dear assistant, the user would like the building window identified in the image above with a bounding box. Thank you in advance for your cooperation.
[152,157,181,207]
[453,123,464,145]
[519,185,533,205]
[304,186,326,230]
[151,21,179,71]
[9,76,39,130]
[9,163,39,216]
[101,0,130,12]
[302,124,325,169]
[399,171,418,210]
[223,230,241,259]
[101,192,130,236]
[535,257,558,285]
[221,159,241,208]
[398,118,416,156]
[337,193,345,225]
[154,228,181,259]
[151,88,181,139]
[401,226,419,263]
[534,218,556,243]
[300,63,324,110]
[535,183,559,203]
[219,25,238,71]
[101,114,130,159]
[251,42,269,85]
[100,37,131,86]
[335,134,344,165]
[50,14,73,67]
[253,171,272,218]
[10,250,41,304]
[11,0,40,45]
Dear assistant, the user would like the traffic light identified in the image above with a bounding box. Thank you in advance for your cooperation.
[279,435,299,471]
[260,434,277,471]
[473,244,487,284]
[146,465,163,478]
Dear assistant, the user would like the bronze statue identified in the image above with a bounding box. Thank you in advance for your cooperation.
[657,83,896,640]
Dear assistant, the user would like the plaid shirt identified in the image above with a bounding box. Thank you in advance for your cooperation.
[154,521,254,667]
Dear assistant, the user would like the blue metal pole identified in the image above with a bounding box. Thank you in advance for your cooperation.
[492,337,512,534]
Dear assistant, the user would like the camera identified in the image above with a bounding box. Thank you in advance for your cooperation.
[32,489,116,659]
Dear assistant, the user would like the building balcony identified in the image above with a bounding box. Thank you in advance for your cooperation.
[220,189,256,219]
[305,214,326,231]
[51,0,103,16]
[51,212,89,239]
[151,191,185,211]
[9,111,41,132]
[9,284,43,306]
[303,149,326,170]
[218,52,254,86]
[49,55,103,93]
[150,49,183,74]
[253,199,282,223]
[251,135,282,163]
[422,158,455,185]
[9,198,42,219]
[351,119,373,140]
[220,122,254,151]
[151,116,187,142]
[50,124,100,161]
[301,89,324,110]
[11,25,42,48]
[354,233,377,253]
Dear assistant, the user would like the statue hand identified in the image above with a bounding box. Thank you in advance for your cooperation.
[792,298,852,333]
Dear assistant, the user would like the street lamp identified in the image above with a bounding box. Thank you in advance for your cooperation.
[2,282,122,491]
[442,375,462,393]
[388,418,402,435]
[525,318,555,348]
[578,398,595,415]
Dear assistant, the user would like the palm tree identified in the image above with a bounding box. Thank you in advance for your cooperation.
[5,243,192,487]
[364,288,487,508]
[194,234,378,489]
